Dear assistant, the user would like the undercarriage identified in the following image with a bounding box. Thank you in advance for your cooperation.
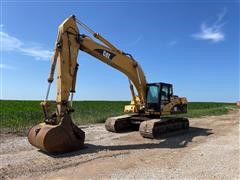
[105,114,189,138]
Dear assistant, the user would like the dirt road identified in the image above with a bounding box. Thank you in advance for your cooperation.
[1,110,239,179]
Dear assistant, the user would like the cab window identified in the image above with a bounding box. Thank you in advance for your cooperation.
[161,85,169,101]
[147,85,159,104]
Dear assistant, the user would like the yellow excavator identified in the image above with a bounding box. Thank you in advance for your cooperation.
[28,15,189,154]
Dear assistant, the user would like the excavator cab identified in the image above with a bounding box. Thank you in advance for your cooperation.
[146,83,173,113]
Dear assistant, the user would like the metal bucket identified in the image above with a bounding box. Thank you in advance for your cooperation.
[28,113,85,154]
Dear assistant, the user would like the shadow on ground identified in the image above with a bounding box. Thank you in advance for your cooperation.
[48,126,213,158]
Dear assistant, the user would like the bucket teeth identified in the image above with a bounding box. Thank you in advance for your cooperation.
[28,113,85,154]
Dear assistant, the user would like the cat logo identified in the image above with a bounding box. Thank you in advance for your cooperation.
[103,50,111,59]
[95,49,116,60]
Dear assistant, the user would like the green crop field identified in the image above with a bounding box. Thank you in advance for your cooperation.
[0,100,236,132]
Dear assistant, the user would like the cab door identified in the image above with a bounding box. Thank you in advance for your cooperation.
[146,84,160,112]
[160,83,172,110]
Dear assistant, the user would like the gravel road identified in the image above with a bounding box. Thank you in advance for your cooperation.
[0,110,239,179]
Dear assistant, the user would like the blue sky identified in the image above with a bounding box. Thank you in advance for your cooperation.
[0,0,239,102]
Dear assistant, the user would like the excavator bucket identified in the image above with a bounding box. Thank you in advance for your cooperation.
[27,113,85,154]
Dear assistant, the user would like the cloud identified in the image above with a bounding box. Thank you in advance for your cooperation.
[126,34,143,47]
[0,31,52,60]
[168,41,177,46]
[20,47,53,60]
[0,63,15,70]
[192,8,227,43]
[0,31,23,51]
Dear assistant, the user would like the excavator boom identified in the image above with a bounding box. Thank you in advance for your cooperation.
[48,15,147,115]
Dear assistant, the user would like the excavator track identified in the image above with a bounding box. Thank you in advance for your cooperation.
[105,114,135,132]
[139,117,189,139]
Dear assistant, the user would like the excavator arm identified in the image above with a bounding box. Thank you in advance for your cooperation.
[47,15,147,118]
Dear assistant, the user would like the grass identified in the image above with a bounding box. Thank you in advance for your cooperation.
[0,100,128,131]
[181,102,235,118]
[0,100,236,131]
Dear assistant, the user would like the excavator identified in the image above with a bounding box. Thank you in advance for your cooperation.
[28,15,189,154]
